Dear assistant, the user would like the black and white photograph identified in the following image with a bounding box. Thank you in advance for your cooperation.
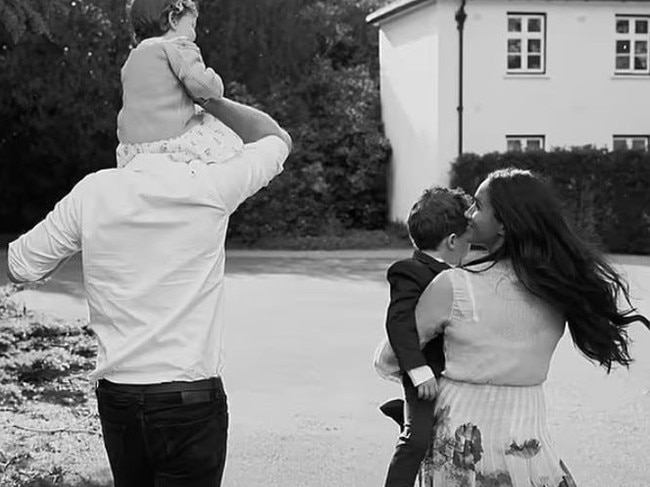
[0,0,649,486]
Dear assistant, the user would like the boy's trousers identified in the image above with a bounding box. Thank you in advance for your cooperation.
[383,375,436,487]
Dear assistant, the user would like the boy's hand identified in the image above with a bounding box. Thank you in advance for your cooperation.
[417,377,438,401]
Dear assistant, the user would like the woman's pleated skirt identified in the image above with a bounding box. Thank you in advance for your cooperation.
[419,378,577,487]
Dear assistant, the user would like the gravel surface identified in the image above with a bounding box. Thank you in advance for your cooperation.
[1,250,649,487]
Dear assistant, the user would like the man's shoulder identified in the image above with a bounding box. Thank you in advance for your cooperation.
[70,169,109,188]
[81,167,124,182]
[212,136,290,167]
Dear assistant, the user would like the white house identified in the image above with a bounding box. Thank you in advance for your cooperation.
[367,0,650,222]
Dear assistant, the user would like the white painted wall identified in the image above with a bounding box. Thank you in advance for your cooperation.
[376,0,470,222]
[377,1,442,221]
[374,0,650,222]
[464,0,650,153]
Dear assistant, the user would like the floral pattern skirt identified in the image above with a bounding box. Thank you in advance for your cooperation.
[419,378,577,487]
[116,108,244,168]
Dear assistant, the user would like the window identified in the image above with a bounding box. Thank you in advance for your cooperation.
[612,135,649,150]
[506,135,545,152]
[615,16,650,74]
[507,13,546,74]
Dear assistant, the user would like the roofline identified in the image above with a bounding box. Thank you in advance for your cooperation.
[366,0,434,25]
[366,0,647,25]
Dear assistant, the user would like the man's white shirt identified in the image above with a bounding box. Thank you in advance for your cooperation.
[8,136,289,384]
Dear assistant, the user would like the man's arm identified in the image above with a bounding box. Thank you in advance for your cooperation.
[203,97,292,150]
[203,98,292,214]
[7,178,84,283]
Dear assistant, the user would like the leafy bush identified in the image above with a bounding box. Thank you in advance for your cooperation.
[0,0,390,241]
[0,285,96,406]
[450,148,650,255]
[228,59,390,242]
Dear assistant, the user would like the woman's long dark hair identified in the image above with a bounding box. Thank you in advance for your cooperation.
[466,168,649,372]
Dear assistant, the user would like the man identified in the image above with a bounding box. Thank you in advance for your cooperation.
[7,98,292,487]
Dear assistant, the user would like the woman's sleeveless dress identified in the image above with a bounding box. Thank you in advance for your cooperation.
[414,262,578,487]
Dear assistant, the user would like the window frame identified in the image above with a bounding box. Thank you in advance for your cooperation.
[612,134,650,151]
[506,12,547,75]
[614,14,650,76]
[506,135,546,152]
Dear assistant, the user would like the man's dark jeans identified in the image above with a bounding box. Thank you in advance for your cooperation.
[95,377,228,487]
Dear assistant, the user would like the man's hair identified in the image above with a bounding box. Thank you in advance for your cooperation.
[128,0,198,42]
[407,186,471,251]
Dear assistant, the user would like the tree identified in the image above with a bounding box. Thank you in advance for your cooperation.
[0,0,391,238]
[0,0,68,43]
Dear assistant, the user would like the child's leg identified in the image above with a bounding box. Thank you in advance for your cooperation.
[189,106,243,164]
[383,375,436,487]
[114,107,244,167]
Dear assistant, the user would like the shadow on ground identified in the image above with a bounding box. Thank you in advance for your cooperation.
[225,254,397,281]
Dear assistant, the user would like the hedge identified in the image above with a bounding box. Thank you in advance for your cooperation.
[449,147,650,255]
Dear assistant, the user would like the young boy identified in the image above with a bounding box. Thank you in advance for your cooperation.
[375,186,472,487]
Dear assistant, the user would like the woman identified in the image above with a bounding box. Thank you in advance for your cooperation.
[414,168,649,486]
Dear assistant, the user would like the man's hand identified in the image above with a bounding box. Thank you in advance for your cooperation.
[416,377,438,401]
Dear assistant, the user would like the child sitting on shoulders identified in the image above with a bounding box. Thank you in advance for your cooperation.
[116,0,242,168]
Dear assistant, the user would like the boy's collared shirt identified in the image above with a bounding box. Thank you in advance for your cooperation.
[8,136,289,384]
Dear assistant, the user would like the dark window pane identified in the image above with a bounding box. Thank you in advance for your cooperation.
[616,55,630,69]
[616,19,629,33]
[613,139,628,151]
[507,139,522,152]
[616,56,630,69]
[508,17,522,32]
[631,138,647,150]
[508,55,522,69]
[526,139,542,151]
[508,39,521,53]
[635,41,647,54]
[528,55,542,70]
[617,40,630,54]
[634,55,648,70]
[528,18,542,32]
[636,20,648,34]
[528,39,541,53]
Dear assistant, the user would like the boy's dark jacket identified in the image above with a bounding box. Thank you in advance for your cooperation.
[385,250,447,377]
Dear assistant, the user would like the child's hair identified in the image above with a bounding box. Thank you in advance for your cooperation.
[128,0,199,42]
[407,186,471,251]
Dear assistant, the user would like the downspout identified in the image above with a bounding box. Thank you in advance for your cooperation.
[455,0,467,158]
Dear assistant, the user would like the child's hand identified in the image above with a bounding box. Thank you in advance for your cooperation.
[417,377,438,401]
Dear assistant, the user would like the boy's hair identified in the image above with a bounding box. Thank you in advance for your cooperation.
[128,0,198,42]
[407,186,471,251]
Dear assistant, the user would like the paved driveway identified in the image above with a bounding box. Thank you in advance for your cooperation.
[1,250,649,487]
